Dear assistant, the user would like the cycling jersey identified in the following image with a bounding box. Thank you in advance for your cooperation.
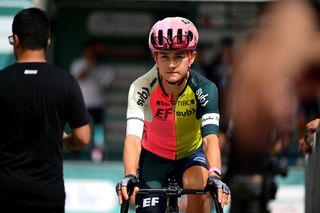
[126,65,220,160]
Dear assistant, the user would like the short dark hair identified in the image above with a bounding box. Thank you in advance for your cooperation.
[12,7,50,50]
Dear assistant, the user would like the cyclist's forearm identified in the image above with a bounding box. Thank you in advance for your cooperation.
[203,134,222,176]
[123,134,141,176]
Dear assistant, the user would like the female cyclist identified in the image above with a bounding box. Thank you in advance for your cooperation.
[116,17,230,213]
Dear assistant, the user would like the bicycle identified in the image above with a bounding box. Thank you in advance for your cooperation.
[120,176,223,213]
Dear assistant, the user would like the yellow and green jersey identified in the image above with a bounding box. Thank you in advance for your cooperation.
[126,65,220,160]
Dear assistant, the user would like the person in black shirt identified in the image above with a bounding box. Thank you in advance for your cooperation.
[0,7,91,213]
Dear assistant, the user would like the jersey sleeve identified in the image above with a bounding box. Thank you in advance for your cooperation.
[66,75,90,128]
[126,82,145,138]
[198,82,220,137]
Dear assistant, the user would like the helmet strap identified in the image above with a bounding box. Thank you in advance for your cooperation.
[188,50,192,70]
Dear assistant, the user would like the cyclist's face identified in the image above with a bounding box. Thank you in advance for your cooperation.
[156,50,195,83]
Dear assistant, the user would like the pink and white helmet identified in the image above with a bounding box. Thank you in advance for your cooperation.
[148,17,199,53]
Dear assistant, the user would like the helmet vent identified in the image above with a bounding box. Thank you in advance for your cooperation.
[158,30,163,45]
[177,29,182,44]
[187,31,193,42]
[167,29,172,41]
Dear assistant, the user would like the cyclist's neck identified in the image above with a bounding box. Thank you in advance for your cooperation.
[160,74,188,101]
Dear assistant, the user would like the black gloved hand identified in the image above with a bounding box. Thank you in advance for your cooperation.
[115,174,139,195]
[205,176,230,195]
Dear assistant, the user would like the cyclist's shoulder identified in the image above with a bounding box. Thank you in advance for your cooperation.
[130,65,158,89]
[188,70,218,94]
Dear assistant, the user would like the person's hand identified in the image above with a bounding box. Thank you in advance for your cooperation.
[205,176,231,208]
[115,174,139,205]
[62,131,69,139]
[299,118,319,154]
[306,118,320,133]
[299,137,312,154]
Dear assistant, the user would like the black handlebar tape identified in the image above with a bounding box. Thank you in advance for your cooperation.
[210,191,223,213]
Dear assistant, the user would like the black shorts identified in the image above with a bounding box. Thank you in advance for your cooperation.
[138,145,207,188]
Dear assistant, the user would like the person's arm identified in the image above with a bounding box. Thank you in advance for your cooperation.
[306,118,320,133]
[299,118,320,154]
[123,82,144,177]
[117,134,142,204]
[200,81,222,177]
[64,75,91,151]
[203,133,230,208]
[226,0,320,156]
[123,134,141,176]
[117,80,146,204]
[63,124,91,151]
[203,134,222,177]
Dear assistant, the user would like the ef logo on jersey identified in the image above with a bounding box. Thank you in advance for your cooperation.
[155,108,173,120]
